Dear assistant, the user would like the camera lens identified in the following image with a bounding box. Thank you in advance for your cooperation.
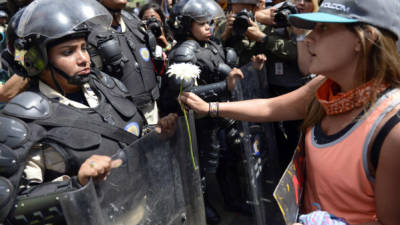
[233,16,249,36]
[232,9,254,36]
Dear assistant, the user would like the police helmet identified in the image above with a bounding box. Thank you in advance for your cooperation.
[11,0,112,77]
[167,0,224,37]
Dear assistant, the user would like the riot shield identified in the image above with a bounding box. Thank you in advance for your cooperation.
[226,63,285,225]
[61,113,205,225]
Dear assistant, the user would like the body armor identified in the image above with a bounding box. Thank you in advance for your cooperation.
[0,72,145,222]
[88,11,159,108]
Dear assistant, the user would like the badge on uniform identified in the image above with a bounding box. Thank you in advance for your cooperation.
[139,47,150,62]
[124,122,140,136]
[15,49,27,65]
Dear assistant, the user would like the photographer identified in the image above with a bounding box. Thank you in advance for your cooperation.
[139,3,175,53]
[214,0,268,66]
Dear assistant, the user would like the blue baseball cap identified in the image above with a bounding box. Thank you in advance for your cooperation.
[289,0,400,40]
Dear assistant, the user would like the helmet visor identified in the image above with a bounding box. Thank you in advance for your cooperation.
[17,0,112,38]
[181,0,225,23]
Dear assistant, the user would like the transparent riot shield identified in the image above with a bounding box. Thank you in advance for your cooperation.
[230,68,267,225]
[61,113,205,225]
[226,63,286,225]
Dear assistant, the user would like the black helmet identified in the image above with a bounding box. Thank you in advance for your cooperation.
[167,0,224,38]
[11,0,112,77]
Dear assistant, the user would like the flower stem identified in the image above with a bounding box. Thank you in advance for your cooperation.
[180,82,198,170]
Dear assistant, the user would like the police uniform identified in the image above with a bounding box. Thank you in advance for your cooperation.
[0,71,146,222]
[88,11,160,125]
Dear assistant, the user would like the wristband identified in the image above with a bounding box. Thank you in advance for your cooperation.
[209,102,218,118]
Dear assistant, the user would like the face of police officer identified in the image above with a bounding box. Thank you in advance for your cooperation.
[41,38,91,94]
[100,0,127,11]
[191,21,212,42]
[294,0,314,13]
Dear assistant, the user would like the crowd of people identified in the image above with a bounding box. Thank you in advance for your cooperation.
[0,0,399,225]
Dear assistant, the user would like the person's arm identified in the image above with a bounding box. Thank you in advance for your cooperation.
[367,125,400,225]
[0,74,29,102]
[180,75,325,122]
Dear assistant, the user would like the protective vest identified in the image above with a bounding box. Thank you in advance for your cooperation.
[88,11,159,107]
[169,40,227,85]
[0,72,145,220]
[303,89,400,224]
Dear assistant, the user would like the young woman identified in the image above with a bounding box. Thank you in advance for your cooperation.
[181,0,400,224]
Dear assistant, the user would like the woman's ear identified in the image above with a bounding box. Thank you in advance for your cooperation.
[364,26,379,43]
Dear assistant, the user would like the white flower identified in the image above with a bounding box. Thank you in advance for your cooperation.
[167,63,200,82]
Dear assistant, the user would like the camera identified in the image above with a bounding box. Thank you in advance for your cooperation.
[274,1,298,28]
[145,17,163,38]
[232,9,254,36]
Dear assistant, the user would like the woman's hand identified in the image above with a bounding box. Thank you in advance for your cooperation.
[155,113,179,138]
[179,92,209,116]
[78,155,122,186]
[226,67,244,91]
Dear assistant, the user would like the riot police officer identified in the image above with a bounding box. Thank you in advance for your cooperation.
[163,0,247,224]
[88,0,162,125]
[0,0,176,223]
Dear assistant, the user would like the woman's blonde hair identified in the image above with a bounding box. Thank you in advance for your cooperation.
[302,24,400,131]
[312,0,319,12]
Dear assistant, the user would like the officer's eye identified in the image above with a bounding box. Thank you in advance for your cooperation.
[62,49,73,56]
[81,44,88,52]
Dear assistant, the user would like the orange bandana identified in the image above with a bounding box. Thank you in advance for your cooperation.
[316,79,388,116]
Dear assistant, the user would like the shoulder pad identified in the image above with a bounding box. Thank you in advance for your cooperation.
[0,144,19,177]
[0,116,28,148]
[169,40,199,64]
[3,92,51,120]
[225,47,238,68]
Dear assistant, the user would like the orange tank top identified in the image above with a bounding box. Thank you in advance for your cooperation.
[303,89,400,224]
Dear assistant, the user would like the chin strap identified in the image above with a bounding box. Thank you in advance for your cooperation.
[49,65,65,95]
[49,63,90,94]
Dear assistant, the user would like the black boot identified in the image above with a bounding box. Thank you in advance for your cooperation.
[204,197,220,225]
